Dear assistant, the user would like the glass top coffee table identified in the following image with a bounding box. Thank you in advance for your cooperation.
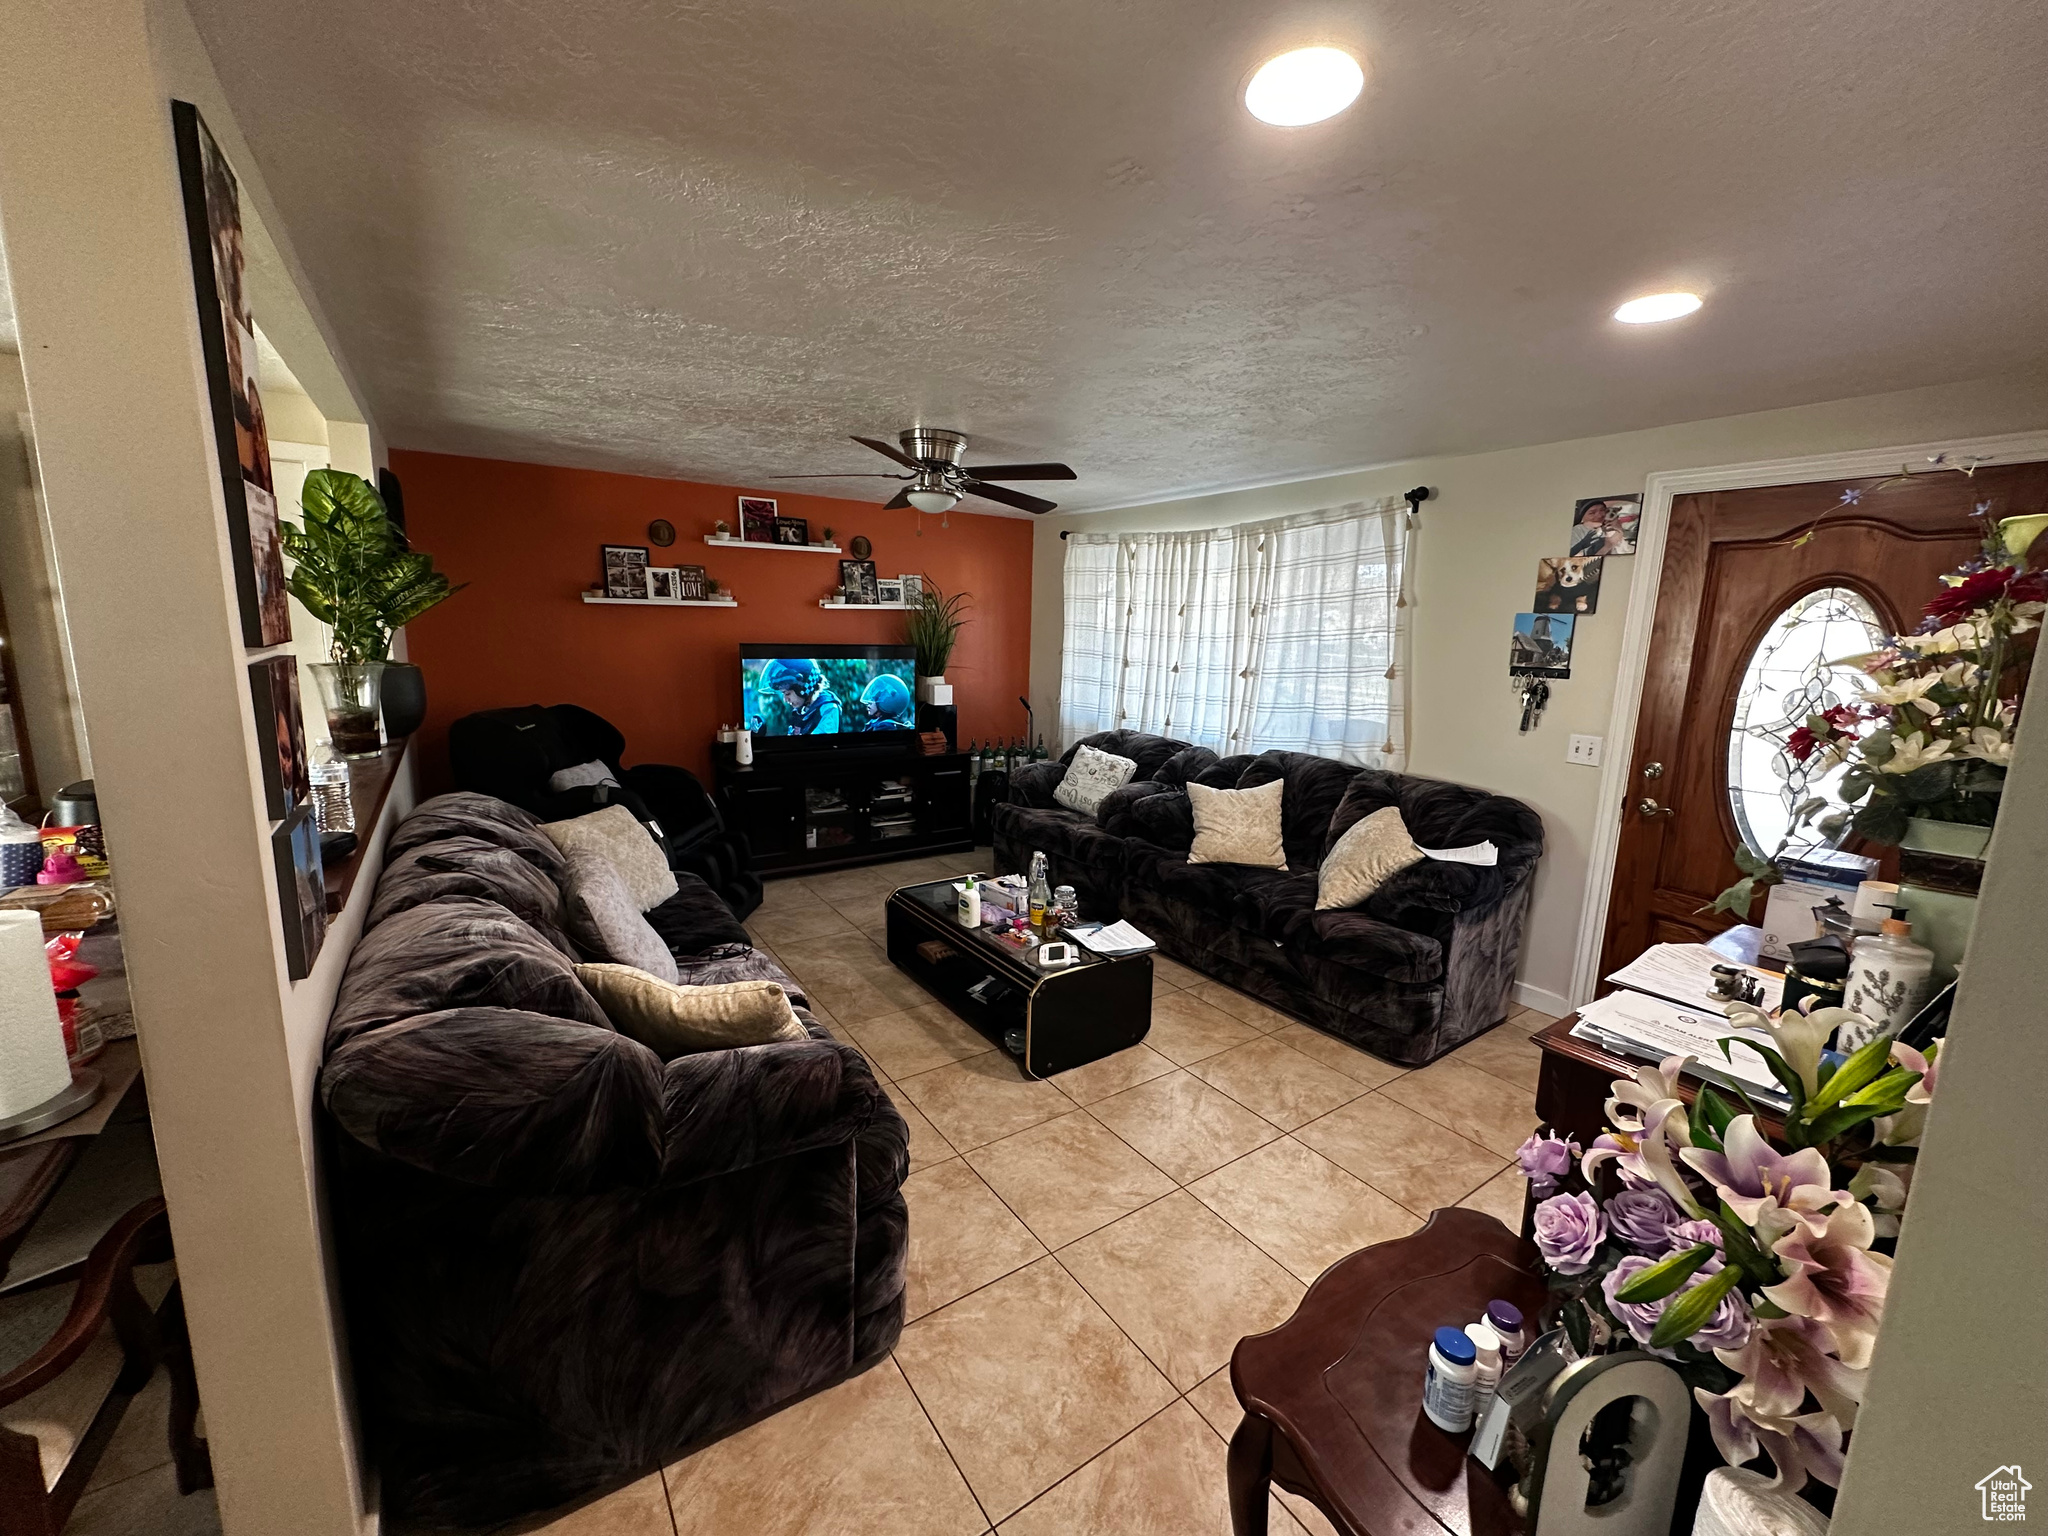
[884,879,1153,1079]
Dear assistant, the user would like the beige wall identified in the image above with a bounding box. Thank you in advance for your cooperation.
[1030,374,2048,1010]
[0,2,397,1531]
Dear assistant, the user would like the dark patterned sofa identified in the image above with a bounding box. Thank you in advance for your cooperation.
[993,734,1543,1065]
[319,792,908,1528]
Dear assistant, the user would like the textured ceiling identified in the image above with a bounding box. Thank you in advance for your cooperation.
[186,0,2048,514]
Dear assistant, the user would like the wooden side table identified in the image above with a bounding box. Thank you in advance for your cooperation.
[1227,1207,1546,1536]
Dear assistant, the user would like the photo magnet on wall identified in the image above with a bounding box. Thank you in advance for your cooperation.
[1509,612,1575,679]
[172,100,291,648]
[1569,495,1642,557]
[602,544,650,598]
[272,802,327,981]
[738,496,778,542]
[249,655,311,818]
[1534,555,1604,615]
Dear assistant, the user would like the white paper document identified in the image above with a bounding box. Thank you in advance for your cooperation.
[1604,942,1784,1017]
[1062,919,1156,956]
[1572,990,1787,1103]
[1418,840,1499,865]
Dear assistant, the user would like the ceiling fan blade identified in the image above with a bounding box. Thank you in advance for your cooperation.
[962,480,1058,515]
[883,487,913,510]
[851,434,923,470]
[769,472,910,480]
[959,462,1077,481]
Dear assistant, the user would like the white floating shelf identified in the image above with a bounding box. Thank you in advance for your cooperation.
[704,536,842,554]
[818,599,917,610]
[582,593,738,607]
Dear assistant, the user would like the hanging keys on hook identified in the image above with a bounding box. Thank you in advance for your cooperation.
[1517,678,1550,733]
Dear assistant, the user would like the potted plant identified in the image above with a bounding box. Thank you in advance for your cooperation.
[282,469,463,756]
[905,580,971,704]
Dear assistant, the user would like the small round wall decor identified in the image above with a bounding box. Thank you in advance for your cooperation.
[648,519,676,547]
[850,535,872,559]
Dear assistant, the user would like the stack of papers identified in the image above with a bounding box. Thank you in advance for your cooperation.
[1604,943,1783,1017]
[1572,990,1788,1107]
[1061,920,1156,957]
[1419,840,1498,866]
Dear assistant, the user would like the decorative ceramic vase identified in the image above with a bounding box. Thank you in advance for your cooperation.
[310,661,387,760]
[1896,815,1992,984]
[380,662,427,739]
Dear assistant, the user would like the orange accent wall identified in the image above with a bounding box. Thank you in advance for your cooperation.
[393,449,1036,794]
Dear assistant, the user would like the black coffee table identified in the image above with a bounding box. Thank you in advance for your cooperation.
[884,879,1152,1079]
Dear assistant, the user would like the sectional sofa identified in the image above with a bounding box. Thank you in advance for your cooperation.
[991,732,1543,1065]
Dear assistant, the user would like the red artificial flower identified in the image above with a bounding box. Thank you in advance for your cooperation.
[1923,567,2048,625]
[1786,726,1820,764]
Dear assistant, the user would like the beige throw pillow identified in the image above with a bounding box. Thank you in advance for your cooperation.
[541,804,677,912]
[1186,778,1287,869]
[575,963,810,1058]
[1316,806,1424,910]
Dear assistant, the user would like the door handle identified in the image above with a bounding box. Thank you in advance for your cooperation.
[1637,798,1676,818]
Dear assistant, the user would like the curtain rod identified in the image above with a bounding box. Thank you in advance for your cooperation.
[1059,486,1433,539]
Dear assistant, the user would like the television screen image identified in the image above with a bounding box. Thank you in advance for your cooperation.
[742,646,918,742]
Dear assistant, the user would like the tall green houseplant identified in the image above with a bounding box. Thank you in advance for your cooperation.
[905,580,971,679]
[281,469,463,754]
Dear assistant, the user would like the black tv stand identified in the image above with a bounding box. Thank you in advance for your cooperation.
[713,744,973,875]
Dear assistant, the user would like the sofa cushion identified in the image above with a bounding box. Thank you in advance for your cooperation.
[1237,752,1358,870]
[541,804,678,912]
[329,896,611,1050]
[1058,731,1191,782]
[560,848,680,981]
[1365,857,1500,931]
[366,835,574,954]
[385,792,565,874]
[644,872,754,956]
[1232,869,1317,943]
[1205,754,1258,789]
[1317,807,1425,910]
[574,964,809,1057]
[1188,778,1287,869]
[1097,779,1176,838]
[1154,746,1221,789]
[1123,788,1195,852]
[1134,848,1251,924]
[1300,908,1445,984]
[1008,759,1067,809]
[1054,744,1139,816]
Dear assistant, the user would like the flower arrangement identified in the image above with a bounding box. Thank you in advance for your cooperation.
[1710,506,2043,914]
[1516,1003,1938,1493]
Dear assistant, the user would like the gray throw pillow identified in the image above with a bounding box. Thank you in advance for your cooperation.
[560,847,679,982]
[1054,744,1139,817]
[548,758,622,794]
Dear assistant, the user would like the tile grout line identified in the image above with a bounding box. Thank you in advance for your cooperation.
[889,1349,998,1533]
[655,1460,683,1536]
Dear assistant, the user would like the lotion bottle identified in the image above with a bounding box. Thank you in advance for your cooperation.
[957,873,980,929]
[1842,907,1935,1048]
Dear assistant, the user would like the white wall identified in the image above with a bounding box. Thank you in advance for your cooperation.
[1030,374,2048,1013]
[0,3,400,1531]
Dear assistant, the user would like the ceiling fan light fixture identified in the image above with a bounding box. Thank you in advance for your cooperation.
[1613,291,1704,324]
[906,487,961,515]
[1244,46,1364,127]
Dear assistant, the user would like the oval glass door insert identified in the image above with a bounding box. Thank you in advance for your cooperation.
[1727,585,1887,858]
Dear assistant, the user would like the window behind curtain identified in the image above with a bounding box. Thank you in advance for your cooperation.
[1057,497,1412,768]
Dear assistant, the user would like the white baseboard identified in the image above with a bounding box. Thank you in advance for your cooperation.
[1513,981,1573,1020]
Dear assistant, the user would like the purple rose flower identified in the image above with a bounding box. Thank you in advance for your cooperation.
[1516,1132,1581,1197]
[1669,1217,1725,1253]
[1605,1188,1683,1254]
[1533,1191,1604,1274]
[1601,1254,1754,1353]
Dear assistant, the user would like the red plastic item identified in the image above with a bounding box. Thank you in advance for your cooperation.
[45,933,97,990]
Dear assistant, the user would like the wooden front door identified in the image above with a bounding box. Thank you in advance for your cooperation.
[1598,463,2048,976]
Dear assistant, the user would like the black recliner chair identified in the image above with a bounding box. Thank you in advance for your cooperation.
[447,704,762,920]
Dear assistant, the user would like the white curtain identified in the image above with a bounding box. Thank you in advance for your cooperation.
[1057,497,1412,768]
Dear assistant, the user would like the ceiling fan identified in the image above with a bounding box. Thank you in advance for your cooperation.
[773,428,1077,515]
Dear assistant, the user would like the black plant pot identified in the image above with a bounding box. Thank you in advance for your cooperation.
[381,662,427,740]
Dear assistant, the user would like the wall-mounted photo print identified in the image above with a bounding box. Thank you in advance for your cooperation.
[1569,496,1642,557]
[1534,555,1604,615]
[602,544,650,598]
[1509,612,1575,679]
[249,655,310,819]
[272,802,327,981]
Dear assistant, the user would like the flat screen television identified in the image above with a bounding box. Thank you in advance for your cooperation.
[740,644,919,751]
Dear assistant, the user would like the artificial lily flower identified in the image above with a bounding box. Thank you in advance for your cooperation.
[1764,1201,1893,1369]
[1961,725,2013,765]
[1891,1040,1939,1104]
[1860,672,1942,713]
[1693,1394,1847,1492]
[1848,1162,1911,1238]
[1877,731,1954,774]
[1714,1313,1868,1426]
[1583,1098,1702,1215]
[1679,1115,1844,1241]
[1898,621,1977,655]
[1603,1053,1692,1137]
[1728,1002,1830,1099]
[1874,1040,1939,1146]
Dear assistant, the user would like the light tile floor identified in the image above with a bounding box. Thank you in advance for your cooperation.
[70,848,1549,1536]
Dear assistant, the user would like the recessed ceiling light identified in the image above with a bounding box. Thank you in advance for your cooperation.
[1244,47,1364,127]
[1613,292,1703,324]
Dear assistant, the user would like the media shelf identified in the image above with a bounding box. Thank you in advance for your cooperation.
[714,745,972,875]
[704,536,843,554]
[581,593,738,607]
[818,599,918,610]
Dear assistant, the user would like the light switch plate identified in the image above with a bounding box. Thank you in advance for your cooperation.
[1567,734,1603,766]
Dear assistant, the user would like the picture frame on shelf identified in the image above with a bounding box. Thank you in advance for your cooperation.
[249,655,311,819]
[272,802,327,981]
[897,572,923,607]
[738,496,778,542]
[875,577,904,604]
[602,544,650,598]
[773,516,810,546]
[647,567,682,600]
[838,559,879,603]
[676,564,709,600]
